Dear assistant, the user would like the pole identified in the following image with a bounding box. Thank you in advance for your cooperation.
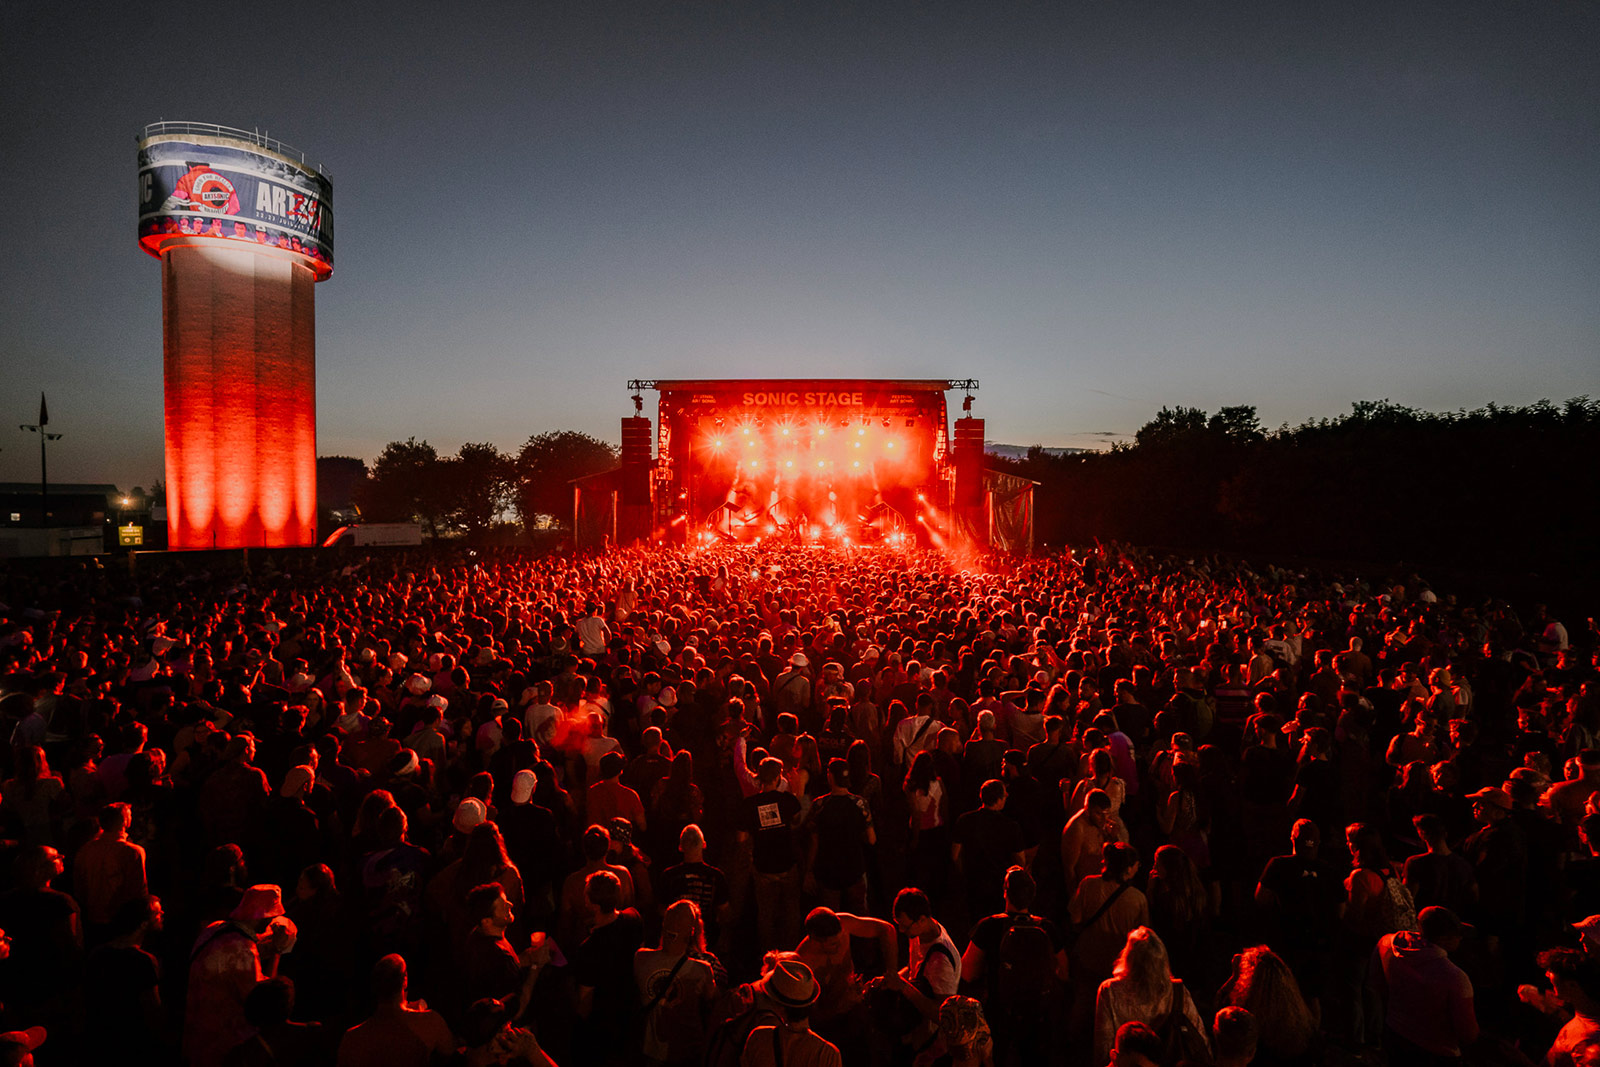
[40,423,46,527]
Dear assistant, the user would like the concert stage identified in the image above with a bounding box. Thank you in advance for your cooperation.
[573,380,1033,553]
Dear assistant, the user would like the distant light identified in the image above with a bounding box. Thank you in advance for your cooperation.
[816,460,825,468]
[916,493,925,501]
[765,524,776,534]
[887,440,896,449]
[742,425,751,435]
[857,428,866,436]
[852,461,861,468]
[781,427,790,436]
[915,515,924,523]
[816,426,826,436]
[712,438,724,448]
[784,460,794,469]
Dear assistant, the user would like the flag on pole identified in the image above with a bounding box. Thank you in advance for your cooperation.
[38,393,47,427]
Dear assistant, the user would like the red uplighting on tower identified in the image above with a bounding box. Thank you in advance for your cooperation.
[138,123,334,549]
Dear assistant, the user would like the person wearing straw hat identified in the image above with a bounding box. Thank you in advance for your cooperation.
[740,959,840,1067]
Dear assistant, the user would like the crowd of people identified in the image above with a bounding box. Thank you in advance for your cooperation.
[0,539,1594,1067]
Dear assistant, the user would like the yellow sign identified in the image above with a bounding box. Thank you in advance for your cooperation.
[118,525,144,546]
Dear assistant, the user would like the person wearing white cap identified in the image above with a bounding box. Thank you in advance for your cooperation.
[772,655,813,728]
[739,959,841,1067]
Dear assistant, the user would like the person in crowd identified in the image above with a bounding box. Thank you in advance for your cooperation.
[804,758,875,913]
[83,894,165,1066]
[951,779,1024,923]
[634,899,717,1066]
[739,757,804,952]
[961,865,1065,1066]
[1371,905,1479,1065]
[1212,1006,1260,1067]
[573,869,646,1066]
[1093,926,1207,1067]
[1215,945,1317,1066]
[71,800,147,941]
[739,959,840,1067]
[0,532,1594,1067]
[185,884,296,1067]
[335,954,454,1067]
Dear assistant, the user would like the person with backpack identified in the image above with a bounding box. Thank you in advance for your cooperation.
[960,867,1067,1067]
[1093,926,1209,1067]
[885,888,962,1028]
[1340,822,1416,1047]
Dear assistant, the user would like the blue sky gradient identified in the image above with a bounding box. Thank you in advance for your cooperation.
[2,1,1595,488]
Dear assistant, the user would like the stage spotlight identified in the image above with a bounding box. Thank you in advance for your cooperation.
[784,460,794,469]
[816,426,826,436]
[765,524,776,534]
[886,440,896,449]
[742,425,751,435]
[816,460,825,468]
[916,493,925,502]
[857,427,866,436]
[780,426,790,437]
[713,438,724,448]
[851,460,861,469]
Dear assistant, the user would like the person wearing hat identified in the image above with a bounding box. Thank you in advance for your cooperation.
[0,1027,44,1067]
[739,959,841,1067]
[1371,906,1479,1064]
[1463,785,1529,945]
[184,884,295,1067]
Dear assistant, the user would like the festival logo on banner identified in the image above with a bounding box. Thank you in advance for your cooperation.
[163,165,242,215]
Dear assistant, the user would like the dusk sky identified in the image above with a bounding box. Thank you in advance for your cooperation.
[3,1,1596,491]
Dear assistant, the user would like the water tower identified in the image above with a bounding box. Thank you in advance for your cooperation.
[137,123,334,548]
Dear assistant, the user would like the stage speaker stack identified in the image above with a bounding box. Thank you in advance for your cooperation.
[617,417,654,544]
[953,418,985,508]
[620,418,653,506]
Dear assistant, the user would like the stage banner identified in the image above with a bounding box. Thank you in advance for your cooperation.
[658,382,950,416]
[137,136,334,273]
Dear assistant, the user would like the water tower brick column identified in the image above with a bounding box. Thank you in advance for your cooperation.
[161,242,318,548]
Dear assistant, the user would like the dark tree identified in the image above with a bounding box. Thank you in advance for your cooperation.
[364,438,449,538]
[515,430,617,530]
[449,442,515,537]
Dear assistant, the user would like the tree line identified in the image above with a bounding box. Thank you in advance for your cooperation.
[320,430,616,539]
[990,397,1600,585]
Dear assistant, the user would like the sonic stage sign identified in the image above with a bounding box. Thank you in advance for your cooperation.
[137,135,335,276]
[656,380,956,417]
